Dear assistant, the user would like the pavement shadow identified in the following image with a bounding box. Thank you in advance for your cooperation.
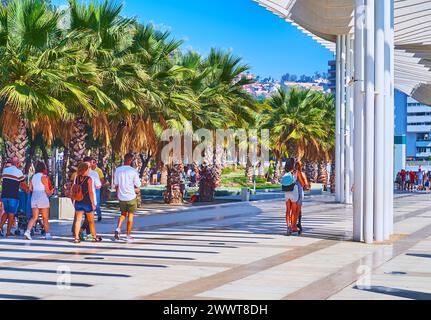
[354,285,431,300]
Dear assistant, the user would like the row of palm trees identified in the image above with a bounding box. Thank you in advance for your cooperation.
[0,0,336,204]
[260,87,335,190]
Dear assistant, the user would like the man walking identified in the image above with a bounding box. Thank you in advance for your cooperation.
[0,157,25,237]
[114,153,141,243]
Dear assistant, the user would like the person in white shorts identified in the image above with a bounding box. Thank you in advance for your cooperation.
[24,161,53,240]
[283,158,300,235]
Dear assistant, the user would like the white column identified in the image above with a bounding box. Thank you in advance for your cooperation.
[340,35,346,204]
[364,0,375,244]
[353,0,365,242]
[373,0,385,242]
[383,0,392,240]
[345,34,354,205]
[389,0,395,235]
[335,36,342,203]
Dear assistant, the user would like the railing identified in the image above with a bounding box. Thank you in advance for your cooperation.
[406,161,431,166]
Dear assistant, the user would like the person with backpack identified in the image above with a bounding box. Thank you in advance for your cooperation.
[24,161,54,240]
[281,158,300,236]
[71,162,101,243]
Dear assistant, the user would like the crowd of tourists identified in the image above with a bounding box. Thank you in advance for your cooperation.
[395,167,431,192]
[1,154,313,242]
[0,153,142,244]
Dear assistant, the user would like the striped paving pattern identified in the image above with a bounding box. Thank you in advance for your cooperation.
[0,193,430,300]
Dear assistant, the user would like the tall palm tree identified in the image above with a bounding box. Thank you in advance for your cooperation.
[0,0,92,164]
[186,49,255,201]
[66,0,135,175]
[259,87,328,164]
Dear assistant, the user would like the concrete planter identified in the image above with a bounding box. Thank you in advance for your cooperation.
[50,197,75,220]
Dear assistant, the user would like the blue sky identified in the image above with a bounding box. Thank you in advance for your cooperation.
[52,0,334,80]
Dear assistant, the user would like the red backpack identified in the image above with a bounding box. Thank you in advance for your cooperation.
[69,176,88,202]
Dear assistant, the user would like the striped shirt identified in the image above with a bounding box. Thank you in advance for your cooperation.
[1,166,25,199]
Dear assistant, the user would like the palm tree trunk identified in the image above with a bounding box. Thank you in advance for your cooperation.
[259,161,265,178]
[139,151,152,179]
[68,117,88,179]
[98,146,109,175]
[330,162,336,193]
[305,159,317,183]
[40,140,50,175]
[164,163,184,204]
[271,159,281,184]
[61,146,69,192]
[5,119,28,165]
[160,164,168,185]
[213,142,223,187]
[317,160,328,191]
[110,149,116,189]
[246,157,253,185]
[24,137,37,174]
[199,142,218,202]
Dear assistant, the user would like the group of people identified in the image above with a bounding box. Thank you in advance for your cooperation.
[395,167,431,192]
[0,153,142,244]
[69,153,141,243]
[1,154,312,242]
[0,157,53,239]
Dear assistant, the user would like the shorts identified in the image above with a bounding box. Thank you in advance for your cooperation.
[119,199,138,214]
[285,185,299,203]
[31,191,50,209]
[2,198,20,215]
[74,202,93,214]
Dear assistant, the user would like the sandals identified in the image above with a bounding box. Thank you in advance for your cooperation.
[73,238,81,244]
[91,236,102,242]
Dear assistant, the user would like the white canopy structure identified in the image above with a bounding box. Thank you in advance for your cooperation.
[254,0,431,103]
[253,0,431,243]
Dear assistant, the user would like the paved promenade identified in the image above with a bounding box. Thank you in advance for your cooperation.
[0,193,430,300]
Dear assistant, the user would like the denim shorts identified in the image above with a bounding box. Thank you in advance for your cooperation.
[74,202,93,214]
[2,198,20,215]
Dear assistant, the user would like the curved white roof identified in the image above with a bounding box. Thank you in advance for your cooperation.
[254,0,431,105]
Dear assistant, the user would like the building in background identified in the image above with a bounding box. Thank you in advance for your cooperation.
[327,60,336,93]
[406,97,431,160]
[394,90,408,174]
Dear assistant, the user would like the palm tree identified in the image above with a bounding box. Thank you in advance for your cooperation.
[66,0,136,175]
[259,87,328,164]
[185,49,255,201]
[0,0,92,164]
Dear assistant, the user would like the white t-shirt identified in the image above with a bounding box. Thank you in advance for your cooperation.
[90,170,101,205]
[114,165,141,202]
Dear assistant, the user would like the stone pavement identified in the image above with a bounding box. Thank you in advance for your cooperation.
[0,193,430,300]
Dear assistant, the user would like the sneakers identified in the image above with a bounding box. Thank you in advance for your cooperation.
[45,233,52,240]
[126,236,134,244]
[97,215,102,222]
[114,229,120,241]
[24,230,32,240]
[85,234,94,241]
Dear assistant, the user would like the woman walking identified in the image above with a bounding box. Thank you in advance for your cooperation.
[282,158,300,235]
[24,161,53,240]
[72,162,101,243]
